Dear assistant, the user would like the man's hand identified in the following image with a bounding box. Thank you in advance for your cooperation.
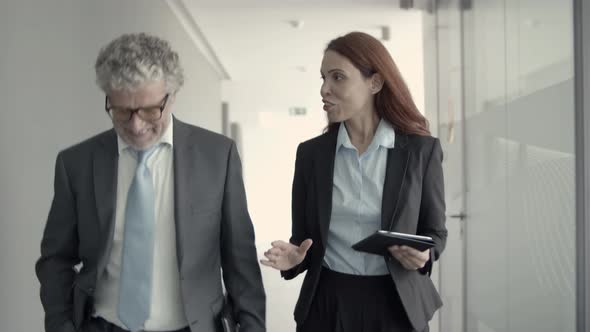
[388,245,430,270]
[260,239,313,271]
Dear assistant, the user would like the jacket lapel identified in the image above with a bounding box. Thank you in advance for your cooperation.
[94,129,118,274]
[316,130,338,246]
[315,130,410,239]
[381,133,410,231]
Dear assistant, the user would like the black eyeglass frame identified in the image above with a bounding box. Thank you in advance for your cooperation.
[105,94,170,121]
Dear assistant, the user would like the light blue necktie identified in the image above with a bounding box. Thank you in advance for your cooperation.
[118,146,158,332]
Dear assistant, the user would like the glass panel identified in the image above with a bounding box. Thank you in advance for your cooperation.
[462,0,575,331]
[463,1,509,331]
[504,0,575,330]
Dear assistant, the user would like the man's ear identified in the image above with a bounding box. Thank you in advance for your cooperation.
[371,73,384,94]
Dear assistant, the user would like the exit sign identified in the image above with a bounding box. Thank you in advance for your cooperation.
[289,107,307,116]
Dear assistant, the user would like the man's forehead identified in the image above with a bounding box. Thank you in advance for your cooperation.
[109,81,166,101]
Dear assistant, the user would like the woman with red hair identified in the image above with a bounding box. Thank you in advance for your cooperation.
[261,32,447,332]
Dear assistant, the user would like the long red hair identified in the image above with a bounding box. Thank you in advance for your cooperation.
[325,32,430,136]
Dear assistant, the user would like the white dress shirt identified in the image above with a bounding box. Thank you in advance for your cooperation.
[93,119,188,330]
[322,120,395,275]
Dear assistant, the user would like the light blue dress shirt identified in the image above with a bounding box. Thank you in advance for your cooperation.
[322,120,395,275]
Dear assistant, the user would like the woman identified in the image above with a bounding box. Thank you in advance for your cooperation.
[260,32,447,332]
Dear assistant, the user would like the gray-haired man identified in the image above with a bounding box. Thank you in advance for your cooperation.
[35,33,266,332]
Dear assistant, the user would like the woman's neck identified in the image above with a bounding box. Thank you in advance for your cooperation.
[344,112,380,154]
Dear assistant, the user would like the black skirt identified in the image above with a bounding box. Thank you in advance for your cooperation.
[297,267,425,332]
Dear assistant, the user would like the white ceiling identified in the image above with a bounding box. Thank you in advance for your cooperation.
[182,0,419,81]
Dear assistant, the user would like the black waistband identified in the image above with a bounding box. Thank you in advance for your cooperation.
[93,316,190,332]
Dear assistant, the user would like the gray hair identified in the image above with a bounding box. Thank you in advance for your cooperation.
[95,33,184,93]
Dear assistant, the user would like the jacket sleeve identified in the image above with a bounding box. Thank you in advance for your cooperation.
[35,152,79,332]
[417,138,447,276]
[281,144,312,280]
[220,142,266,332]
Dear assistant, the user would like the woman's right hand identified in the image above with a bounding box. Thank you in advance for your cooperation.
[260,239,313,271]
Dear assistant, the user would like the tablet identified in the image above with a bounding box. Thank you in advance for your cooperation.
[351,230,435,256]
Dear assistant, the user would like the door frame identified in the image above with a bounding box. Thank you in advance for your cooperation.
[422,2,468,331]
[573,0,590,331]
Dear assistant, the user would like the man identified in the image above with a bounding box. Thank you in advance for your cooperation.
[35,33,266,332]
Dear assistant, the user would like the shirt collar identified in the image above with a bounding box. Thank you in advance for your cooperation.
[373,119,395,149]
[117,115,174,155]
[336,122,355,150]
[336,119,396,152]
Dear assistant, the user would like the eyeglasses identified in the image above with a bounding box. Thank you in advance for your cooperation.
[105,94,170,121]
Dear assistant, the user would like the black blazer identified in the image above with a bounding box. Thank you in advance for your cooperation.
[281,128,447,331]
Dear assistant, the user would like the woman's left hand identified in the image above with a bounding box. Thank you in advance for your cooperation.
[388,245,430,270]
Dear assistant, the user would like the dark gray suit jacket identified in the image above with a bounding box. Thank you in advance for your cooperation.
[35,118,266,332]
[281,129,447,331]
